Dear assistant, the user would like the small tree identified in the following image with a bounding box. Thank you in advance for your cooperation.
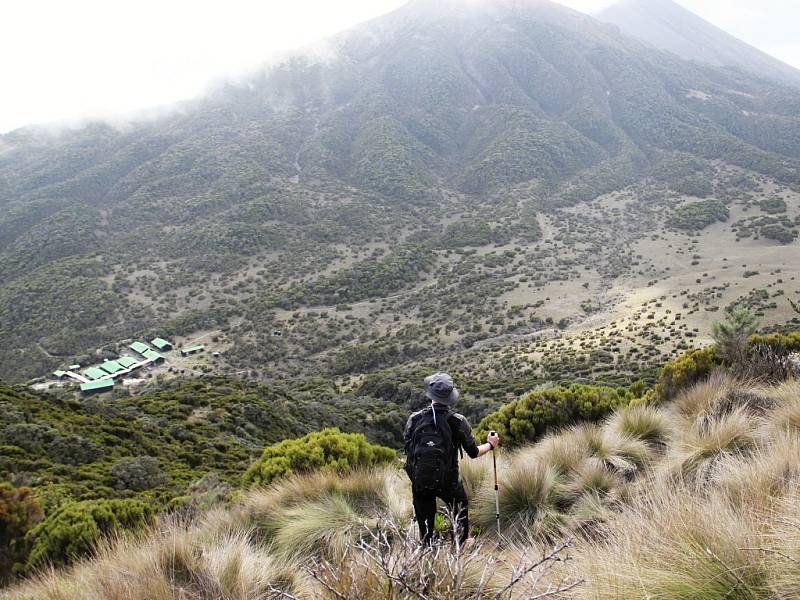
[712,307,759,368]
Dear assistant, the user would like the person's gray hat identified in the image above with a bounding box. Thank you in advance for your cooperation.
[424,372,459,406]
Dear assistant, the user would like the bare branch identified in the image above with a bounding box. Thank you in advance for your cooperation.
[740,547,800,564]
[266,584,301,600]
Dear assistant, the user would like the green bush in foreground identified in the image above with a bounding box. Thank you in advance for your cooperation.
[751,331,800,351]
[652,346,722,403]
[24,498,154,572]
[476,384,638,447]
[245,428,397,486]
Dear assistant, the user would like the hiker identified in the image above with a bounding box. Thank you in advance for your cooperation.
[404,372,501,545]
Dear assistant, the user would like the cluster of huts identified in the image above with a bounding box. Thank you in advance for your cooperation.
[53,338,174,394]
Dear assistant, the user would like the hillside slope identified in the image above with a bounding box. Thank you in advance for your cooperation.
[598,0,800,88]
[1,0,800,383]
[7,366,800,599]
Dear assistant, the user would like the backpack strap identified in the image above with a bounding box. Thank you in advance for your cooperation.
[443,409,464,461]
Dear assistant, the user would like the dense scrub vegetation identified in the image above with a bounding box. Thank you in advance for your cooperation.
[475,383,642,447]
[24,499,154,574]
[0,378,408,577]
[668,198,729,230]
[0,377,420,503]
[273,244,435,308]
[9,361,800,598]
[245,428,397,485]
[0,485,42,585]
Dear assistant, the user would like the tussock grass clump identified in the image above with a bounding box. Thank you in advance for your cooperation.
[235,467,411,559]
[673,370,736,420]
[568,486,772,599]
[523,431,590,476]
[528,422,653,479]
[8,519,305,600]
[763,380,800,436]
[574,424,652,476]
[458,453,492,500]
[715,434,800,510]
[606,404,673,450]
[562,459,624,502]
[674,372,773,424]
[668,406,758,481]
[473,459,564,539]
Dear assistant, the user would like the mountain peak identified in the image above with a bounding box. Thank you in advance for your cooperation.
[599,0,800,88]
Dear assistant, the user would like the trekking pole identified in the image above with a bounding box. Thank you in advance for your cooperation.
[490,431,500,536]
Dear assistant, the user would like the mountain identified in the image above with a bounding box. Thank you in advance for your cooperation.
[1,0,799,385]
[598,0,800,89]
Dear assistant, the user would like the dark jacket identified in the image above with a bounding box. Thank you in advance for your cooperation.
[404,404,480,480]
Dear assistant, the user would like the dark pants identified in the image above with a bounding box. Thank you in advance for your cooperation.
[412,479,469,546]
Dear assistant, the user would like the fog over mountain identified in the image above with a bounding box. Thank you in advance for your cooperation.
[0,0,798,385]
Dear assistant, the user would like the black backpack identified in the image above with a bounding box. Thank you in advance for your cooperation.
[408,407,455,493]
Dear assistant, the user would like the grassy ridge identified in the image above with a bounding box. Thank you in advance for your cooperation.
[8,369,800,598]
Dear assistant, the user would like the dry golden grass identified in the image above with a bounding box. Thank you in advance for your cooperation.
[565,483,773,599]
[605,403,674,451]
[666,406,758,482]
[762,380,800,437]
[672,370,737,420]
[11,376,800,600]
[457,453,494,500]
[234,467,411,559]
[7,518,306,600]
[715,434,800,511]
[472,458,564,539]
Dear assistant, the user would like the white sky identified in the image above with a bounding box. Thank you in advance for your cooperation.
[1,0,799,133]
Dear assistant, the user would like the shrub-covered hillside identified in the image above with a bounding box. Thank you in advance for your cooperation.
[3,324,800,598]
[7,356,800,598]
[0,377,413,505]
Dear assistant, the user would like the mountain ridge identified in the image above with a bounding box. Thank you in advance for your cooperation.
[598,0,800,89]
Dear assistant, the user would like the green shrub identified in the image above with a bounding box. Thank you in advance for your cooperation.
[245,428,397,486]
[760,223,795,244]
[274,244,435,308]
[652,347,722,403]
[671,174,713,197]
[712,307,760,367]
[110,456,167,491]
[24,499,154,571]
[475,384,638,448]
[668,199,729,231]
[750,332,800,352]
[49,434,104,466]
[759,196,787,214]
